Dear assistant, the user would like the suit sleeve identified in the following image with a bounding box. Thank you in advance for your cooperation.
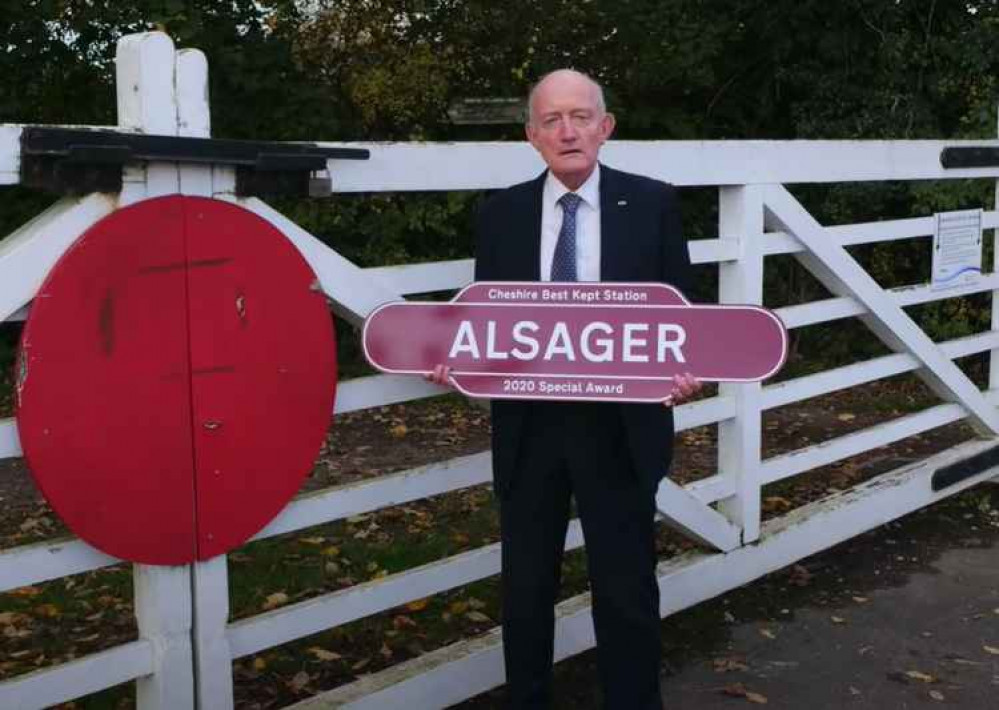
[659,183,693,298]
[473,197,495,282]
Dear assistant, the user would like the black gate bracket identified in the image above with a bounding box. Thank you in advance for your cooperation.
[940,146,999,169]
[19,126,369,197]
[931,443,999,491]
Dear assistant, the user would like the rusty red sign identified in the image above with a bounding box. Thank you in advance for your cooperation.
[16,195,337,565]
[363,282,786,402]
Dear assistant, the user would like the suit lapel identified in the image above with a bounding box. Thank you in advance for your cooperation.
[517,172,544,281]
[600,164,628,282]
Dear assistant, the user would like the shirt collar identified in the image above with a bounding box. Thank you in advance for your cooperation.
[544,163,601,211]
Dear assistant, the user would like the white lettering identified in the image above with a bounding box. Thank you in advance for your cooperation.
[580,322,614,362]
[448,320,480,359]
[622,323,649,362]
[543,322,576,361]
[657,323,687,363]
[486,321,508,360]
[510,321,540,360]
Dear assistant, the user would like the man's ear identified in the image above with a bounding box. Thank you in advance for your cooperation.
[600,113,616,141]
[525,121,538,148]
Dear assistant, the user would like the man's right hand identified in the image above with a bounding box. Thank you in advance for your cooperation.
[425,363,453,388]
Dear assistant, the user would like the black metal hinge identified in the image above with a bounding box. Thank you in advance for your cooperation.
[19,127,369,197]
[940,146,999,169]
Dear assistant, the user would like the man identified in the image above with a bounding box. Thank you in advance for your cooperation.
[432,69,698,708]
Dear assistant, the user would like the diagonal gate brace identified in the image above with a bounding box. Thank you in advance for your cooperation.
[763,185,999,437]
[656,478,741,552]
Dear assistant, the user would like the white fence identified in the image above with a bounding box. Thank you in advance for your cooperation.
[2,31,999,709]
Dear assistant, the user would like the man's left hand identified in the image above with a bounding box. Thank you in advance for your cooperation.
[663,372,702,407]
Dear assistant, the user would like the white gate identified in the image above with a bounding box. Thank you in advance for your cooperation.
[2,32,999,709]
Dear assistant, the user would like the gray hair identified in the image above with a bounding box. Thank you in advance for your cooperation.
[526,69,607,123]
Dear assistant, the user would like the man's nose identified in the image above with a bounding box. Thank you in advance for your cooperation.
[556,116,578,140]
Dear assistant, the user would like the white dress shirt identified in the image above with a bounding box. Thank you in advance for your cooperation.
[540,165,601,282]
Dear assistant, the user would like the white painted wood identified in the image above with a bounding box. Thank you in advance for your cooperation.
[0,417,21,459]
[315,140,999,193]
[0,195,117,322]
[334,374,451,414]
[116,33,178,136]
[0,124,20,184]
[303,436,999,708]
[134,565,195,710]
[777,273,999,330]
[4,304,29,321]
[685,474,736,506]
[716,185,765,542]
[991,107,999,400]
[253,452,492,540]
[0,537,118,592]
[654,477,740,551]
[762,211,999,257]
[363,259,473,295]
[765,184,999,436]
[191,557,233,710]
[761,402,966,484]
[235,519,586,662]
[0,640,154,710]
[175,49,210,138]
[674,393,735,431]
[211,165,236,196]
[228,197,402,326]
[688,237,739,265]
[763,331,999,410]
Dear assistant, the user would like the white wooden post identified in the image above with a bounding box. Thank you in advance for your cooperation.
[992,105,999,398]
[117,32,196,710]
[716,185,765,543]
[192,557,234,709]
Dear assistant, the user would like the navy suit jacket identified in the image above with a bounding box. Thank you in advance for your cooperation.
[474,164,692,496]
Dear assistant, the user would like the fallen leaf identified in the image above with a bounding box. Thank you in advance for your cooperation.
[262,592,289,611]
[467,597,486,610]
[33,604,61,618]
[298,536,326,545]
[307,647,341,662]
[449,601,469,615]
[746,691,768,704]
[983,645,999,655]
[321,546,341,557]
[252,657,267,671]
[390,424,408,438]
[838,413,856,421]
[929,690,945,701]
[759,628,776,639]
[466,610,492,623]
[380,642,393,659]
[852,596,869,603]
[351,657,370,672]
[830,616,846,624]
[905,670,936,683]
[406,599,430,612]
[10,586,42,598]
[0,612,26,626]
[288,671,310,692]
[393,615,417,629]
[713,656,749,672]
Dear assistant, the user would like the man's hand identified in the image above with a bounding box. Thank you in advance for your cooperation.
[425,363,453,388]
[663,372,702,407]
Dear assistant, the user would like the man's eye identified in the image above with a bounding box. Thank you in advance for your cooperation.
[572,113,593,126]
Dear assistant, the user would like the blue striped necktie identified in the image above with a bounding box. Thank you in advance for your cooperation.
[551,192,582,281]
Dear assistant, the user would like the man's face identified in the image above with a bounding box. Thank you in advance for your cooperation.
[526,72,615,190]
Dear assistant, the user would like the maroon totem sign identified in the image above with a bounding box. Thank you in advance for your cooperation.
[363,282,787,403]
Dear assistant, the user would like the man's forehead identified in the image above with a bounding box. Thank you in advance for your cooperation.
[533,74,601,110]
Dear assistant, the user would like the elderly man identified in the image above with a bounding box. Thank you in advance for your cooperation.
[433,69,697,708]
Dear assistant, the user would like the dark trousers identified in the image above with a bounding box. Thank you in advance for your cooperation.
[499,403,663,710]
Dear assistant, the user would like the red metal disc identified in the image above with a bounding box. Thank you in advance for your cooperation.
[16,195,336,564]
